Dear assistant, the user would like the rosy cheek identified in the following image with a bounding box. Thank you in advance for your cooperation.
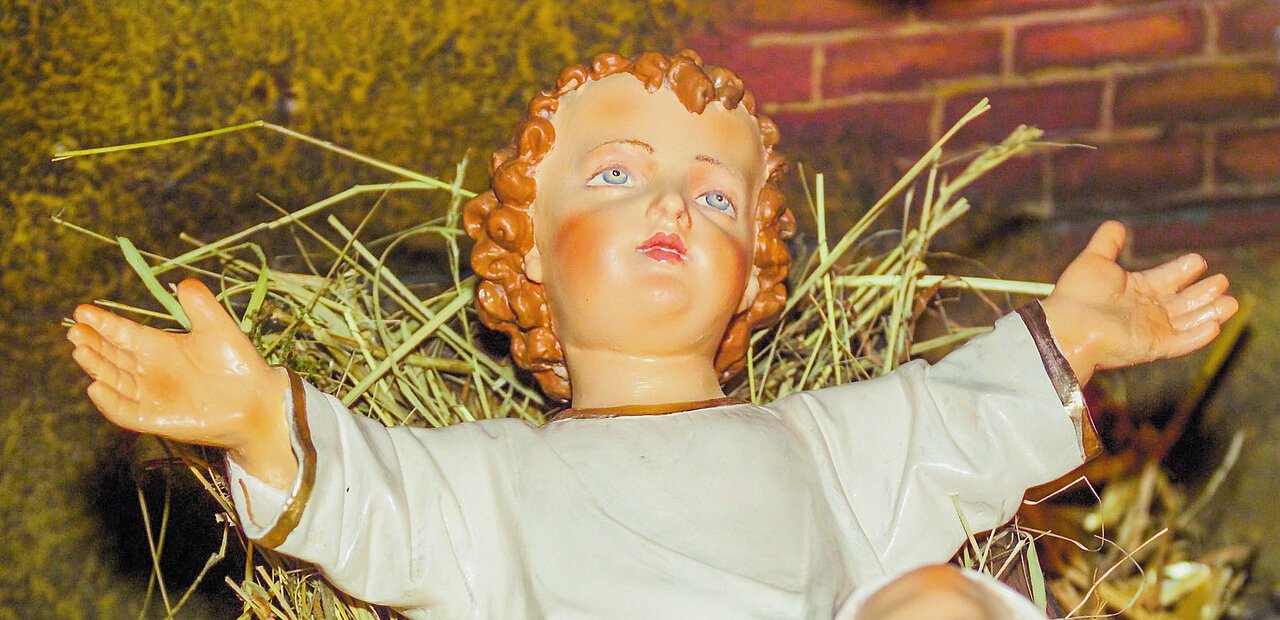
[702,227,753,304]
[725,238,751,293]
[549,211,615,287]
[734,243,750,280]
[719,224,752,276]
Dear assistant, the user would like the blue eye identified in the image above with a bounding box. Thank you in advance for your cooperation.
[696,191,735,215]
[588,167,631,186]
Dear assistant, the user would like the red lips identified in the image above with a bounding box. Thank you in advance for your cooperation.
[637,232,687,263]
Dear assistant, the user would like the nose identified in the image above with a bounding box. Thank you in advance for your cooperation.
[647,191,692,229]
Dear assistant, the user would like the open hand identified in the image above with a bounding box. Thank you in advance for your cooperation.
[1040,221,1239,385]
[67,279,296,487]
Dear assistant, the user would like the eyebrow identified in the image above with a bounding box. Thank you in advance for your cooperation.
[590,139,654,154]
[694,154,724,167]
[587,141,742,181]
[696,154,745,187]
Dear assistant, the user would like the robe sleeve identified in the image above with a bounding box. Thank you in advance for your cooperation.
[777,303,1098,579]
[225,370,510,614]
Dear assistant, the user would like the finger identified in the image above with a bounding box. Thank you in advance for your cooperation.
[66,322,102,350]
[1083,220,1127,261]
[177,279,238,334]
[72,344,140,399]
[1217,293,1240,324]
[71,342,116,383]
[68,321,135,360]
[1161,273,1228,316]
[73,304,151,349]
[1160,321,1222,360]
[1141,253,1208,296]
[68,323,139,381]
[94,321,136,392]
[1171,295,1239,331]
[86,381,144,431]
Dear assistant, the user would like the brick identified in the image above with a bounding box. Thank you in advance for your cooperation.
[687,26,815,104]
[1114,63,1280,126]
[1201,203,1280,247]
[921,0,1094,21]
[1217,127,1280,183]
[1125,202,1280,254]
[956,149,1050,206]
[770,101,937,213]
[1217,0,1280,53]
[720,0,906,29]
[1051,133,1203,201]
[942,81,1104,147]
[1017,6,1204,71]
[824,30,1003,96]
[770,99,935,152]
[1102,0,1188,6]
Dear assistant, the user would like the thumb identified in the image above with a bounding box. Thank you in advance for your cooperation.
[1084,220,1127,261]
[177,279,237,333]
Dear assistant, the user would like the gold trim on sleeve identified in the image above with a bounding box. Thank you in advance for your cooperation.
[549,397,747,421]
[1017,302,1103,461]
[259,368,319,548]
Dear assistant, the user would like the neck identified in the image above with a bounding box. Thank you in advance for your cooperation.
[563,347,726,410]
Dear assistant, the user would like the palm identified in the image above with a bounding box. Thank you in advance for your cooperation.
[1042,221,1237,380]
[67,279,282,449]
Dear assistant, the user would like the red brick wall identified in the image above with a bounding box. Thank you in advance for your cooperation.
[689,0,1280,248]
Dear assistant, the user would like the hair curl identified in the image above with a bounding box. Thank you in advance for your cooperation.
[462,50,795,402]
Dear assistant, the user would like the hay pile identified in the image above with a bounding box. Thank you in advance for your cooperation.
[57,102,1250,619]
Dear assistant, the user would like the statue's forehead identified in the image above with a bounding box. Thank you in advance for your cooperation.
[546,73,766,175]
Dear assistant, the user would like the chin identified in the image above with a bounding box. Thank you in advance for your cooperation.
[632,275,693,316]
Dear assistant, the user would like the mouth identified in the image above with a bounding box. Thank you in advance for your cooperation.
[636,232,687,263]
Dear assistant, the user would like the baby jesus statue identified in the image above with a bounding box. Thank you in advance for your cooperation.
[67,51,1238,619]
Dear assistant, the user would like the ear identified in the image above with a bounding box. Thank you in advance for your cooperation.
[736,265,761,313]
[523,242,544,283]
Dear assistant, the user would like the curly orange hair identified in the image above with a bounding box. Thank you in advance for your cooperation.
[462,50,795,402]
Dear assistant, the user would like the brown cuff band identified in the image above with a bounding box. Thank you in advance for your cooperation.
[1017,301,1103,460]
[259,368,318,548]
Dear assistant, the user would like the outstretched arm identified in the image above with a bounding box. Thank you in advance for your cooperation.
[66,279,297,489]
[1040,221,1238,386]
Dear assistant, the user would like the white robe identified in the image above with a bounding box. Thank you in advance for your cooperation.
[229,308,1093,619]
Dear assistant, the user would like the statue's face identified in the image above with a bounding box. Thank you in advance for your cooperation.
[526,73,766,362]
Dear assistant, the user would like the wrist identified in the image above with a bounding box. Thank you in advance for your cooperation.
[1038,297,1102,385]
[227,366,298,490]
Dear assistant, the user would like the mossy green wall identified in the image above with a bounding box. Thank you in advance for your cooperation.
[5,0,705,311]
[1,0,704,614]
